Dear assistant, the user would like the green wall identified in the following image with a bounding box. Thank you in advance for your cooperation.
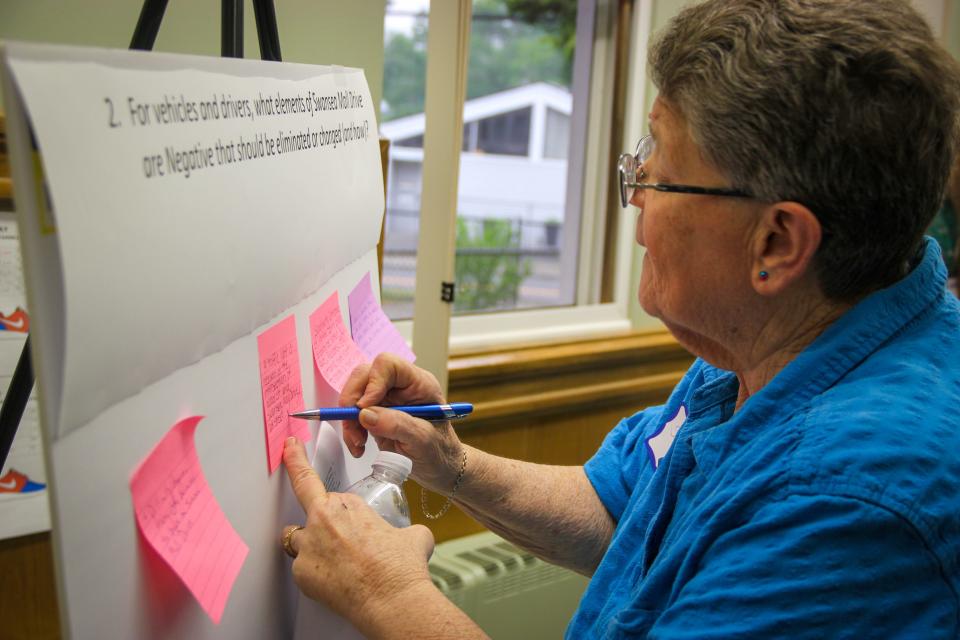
[948,1,960,60]
[0,0,386,120]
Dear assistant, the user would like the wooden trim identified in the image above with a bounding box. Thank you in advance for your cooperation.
[0,111,11,201]
[448,329,694,429]
[450,330,684,384]
[469,371,684,423]
[600,0,634,302]
[0,532,61,640]
[378,138,389,285]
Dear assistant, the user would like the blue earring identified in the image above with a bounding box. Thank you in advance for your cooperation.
[759,270,769,281]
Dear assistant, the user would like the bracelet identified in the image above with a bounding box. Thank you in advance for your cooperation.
[420,449,467,520]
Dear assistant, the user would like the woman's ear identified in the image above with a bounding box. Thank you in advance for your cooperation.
[751,201,823,295]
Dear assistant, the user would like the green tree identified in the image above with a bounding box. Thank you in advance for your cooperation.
[382,0,572,121]
[383,19,428,120]
[454,218,532,312]
[503,0,577,66]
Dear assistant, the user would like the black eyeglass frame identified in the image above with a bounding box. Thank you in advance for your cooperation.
[617,135,753,208]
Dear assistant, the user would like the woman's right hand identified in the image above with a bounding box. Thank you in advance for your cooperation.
[339,353,466,494]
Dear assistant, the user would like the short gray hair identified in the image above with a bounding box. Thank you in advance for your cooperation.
[649,0,960,301]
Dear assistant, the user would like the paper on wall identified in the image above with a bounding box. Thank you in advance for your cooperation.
[2,42,384,439]
[0,215,50,540]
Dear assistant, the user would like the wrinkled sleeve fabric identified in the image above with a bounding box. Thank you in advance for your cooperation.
[585,361,707,522]
[647,494,957,639]
[584,407,664,522]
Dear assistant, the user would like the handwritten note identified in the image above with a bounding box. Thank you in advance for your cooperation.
[348,273,416,362]
[257,315,309,473]
[309,292,368,392]
[130,416,248,624]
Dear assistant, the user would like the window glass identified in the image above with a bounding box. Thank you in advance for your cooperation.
[474,107,531,156]
[381,0,429,319]
[381,0,580,318]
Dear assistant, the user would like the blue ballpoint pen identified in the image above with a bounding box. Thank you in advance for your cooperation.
[289,402,473,422]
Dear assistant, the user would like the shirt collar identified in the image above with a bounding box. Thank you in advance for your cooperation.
[692,237,947,457]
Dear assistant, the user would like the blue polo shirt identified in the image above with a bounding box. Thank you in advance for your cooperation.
[571,238,960,638]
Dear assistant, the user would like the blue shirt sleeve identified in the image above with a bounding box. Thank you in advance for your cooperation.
[644,494,957,638]
[584,407,664,521]
[584,360,708,522]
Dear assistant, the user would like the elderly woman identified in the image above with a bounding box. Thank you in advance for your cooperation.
[281,0,960,637]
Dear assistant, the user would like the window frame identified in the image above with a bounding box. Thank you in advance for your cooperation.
[398,0,657,387]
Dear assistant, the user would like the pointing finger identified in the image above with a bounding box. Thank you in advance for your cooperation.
[283,437,327,510]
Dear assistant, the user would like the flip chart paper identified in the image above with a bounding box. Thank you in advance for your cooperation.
[2,42,386,638]
[2,42,384,438]
[130,416,249,624]
[309,293,368,392]
[257,315,309,473]
[347,273,416,362]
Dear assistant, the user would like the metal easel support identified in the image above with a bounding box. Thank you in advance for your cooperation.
[130,0,282,61]
[0,336,33,469]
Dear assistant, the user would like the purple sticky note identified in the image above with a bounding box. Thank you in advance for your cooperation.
[347,273,416,362]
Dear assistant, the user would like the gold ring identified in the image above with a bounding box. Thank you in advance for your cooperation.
[282,525,304,559]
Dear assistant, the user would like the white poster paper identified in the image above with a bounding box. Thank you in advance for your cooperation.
[1,42,386,639]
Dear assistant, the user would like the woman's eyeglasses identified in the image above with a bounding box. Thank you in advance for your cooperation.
[617,135,753,208]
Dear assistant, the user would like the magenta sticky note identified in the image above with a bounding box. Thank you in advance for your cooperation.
[257,315,309,473]
[309,292,369,393]
[347,273,416,362]
[130,416,249,625]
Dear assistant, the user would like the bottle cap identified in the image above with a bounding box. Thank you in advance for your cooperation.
[373,450,413,479]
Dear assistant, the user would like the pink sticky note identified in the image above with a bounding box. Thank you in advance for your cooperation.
[309,292,369,392]
[257,315,309,473]
[348,273,416,363]
[130,416,249,625]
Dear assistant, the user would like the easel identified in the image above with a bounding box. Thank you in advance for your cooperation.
[0,0,283,468]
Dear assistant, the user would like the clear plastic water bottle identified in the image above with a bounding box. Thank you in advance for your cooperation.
[293,451,414,640]
[345,451,412,528]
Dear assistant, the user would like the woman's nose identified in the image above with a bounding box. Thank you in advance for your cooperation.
[628,164,646,208]
[629,184,645,209]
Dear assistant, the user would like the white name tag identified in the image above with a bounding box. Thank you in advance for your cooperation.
[646,404,687,469]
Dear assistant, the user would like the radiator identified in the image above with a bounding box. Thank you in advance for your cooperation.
[428,531,589,639]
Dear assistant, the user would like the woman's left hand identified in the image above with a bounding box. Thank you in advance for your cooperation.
[280,438,436,627]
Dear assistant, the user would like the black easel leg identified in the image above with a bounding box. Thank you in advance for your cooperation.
[222,0,244,58]
[252,0,282,62]
[0,336,34,470]
[130,0,170,51]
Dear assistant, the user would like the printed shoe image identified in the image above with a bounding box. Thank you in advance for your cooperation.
[0,468,46,494]
[0,308,29,333]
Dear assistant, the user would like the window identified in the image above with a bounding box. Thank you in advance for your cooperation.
[380,0,645,355]
[471,107,531,156]
[395,134,424,147]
